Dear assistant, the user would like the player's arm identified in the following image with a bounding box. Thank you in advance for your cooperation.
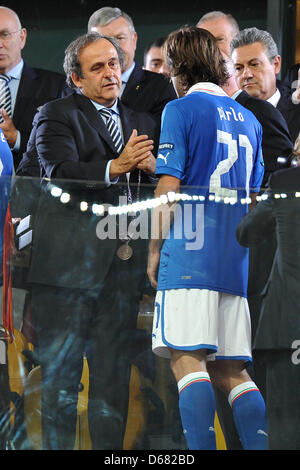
[147,174,180,289]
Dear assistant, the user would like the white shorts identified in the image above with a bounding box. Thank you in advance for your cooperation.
[152,289,252,362]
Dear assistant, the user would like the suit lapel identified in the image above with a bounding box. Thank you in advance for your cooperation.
[13,63,37,129]
[118,100,148,186]
[121,64,144,104]
[277,95,295,117]
[235,90,249,106]
[118,99,136,143]
[74,92,120,154]
[118,99,145,188]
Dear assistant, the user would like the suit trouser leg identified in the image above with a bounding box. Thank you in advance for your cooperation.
[86,254,142,450]
[265,350,300,450]
[31,284,88,450]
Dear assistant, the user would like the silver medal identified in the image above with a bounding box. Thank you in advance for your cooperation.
[117,243,133,260]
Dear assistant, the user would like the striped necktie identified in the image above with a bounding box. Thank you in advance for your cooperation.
[99,108,123,153]
[0,75,12,123]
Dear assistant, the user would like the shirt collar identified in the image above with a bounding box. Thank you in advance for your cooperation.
[231,89,243,100]
[6,59,23,79]
[121,61,135,84]
[186,82,229,97]
[90,98,120,116]
[267,88,281,107]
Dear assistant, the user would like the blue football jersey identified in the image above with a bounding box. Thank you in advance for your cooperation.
[155,83,264,297]
[0,130,13,273]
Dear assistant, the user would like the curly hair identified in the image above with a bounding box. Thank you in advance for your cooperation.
[164,26,229,93]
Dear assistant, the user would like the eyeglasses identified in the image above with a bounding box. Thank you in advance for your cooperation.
[0,29,22,42]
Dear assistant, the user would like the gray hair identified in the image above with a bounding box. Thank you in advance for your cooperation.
[87,7,135,35]
[230,27,278,62]
[63,32,124,89]
[197,11,239,36]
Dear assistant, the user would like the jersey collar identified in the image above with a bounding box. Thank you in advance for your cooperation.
[186,82,228,97]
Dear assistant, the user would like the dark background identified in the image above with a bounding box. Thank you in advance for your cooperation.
[0,0,296,78]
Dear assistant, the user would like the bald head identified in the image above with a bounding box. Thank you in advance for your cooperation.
[0,7,27,73]
[197,11,239,56]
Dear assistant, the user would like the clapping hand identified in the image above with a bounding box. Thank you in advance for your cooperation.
[110,129,154,179]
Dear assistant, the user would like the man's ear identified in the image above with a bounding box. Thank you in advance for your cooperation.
[20,28,27,51]
[273,54,281,75]
[71,72,82,90]
[132,31,138,53]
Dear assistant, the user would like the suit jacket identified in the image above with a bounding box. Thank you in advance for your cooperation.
[12,62,69,169]
[236,166,300,349]
[235,91,293,186]
[121,63,177,123]
[276,93,300,144]
[27,92,159,290]
[282,64,299,93]
[276,79,300,142]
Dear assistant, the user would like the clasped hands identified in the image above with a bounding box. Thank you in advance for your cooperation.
[109,129,156,179]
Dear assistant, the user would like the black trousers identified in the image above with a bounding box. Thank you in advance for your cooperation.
[264,350,300,450]
[31,253,144,450]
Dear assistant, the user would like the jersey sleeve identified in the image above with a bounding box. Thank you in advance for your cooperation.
[250,122,264,192]
[0,130,13,176]
[155,102,187,179]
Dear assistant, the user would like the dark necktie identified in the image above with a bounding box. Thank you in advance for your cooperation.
[0,75,12,122]
[99,108,123,153]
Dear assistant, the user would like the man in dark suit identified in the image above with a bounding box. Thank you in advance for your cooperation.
[234,90,293,187]
[236,154,300,449]
[0,7,68,170]
[283,63,299,96]
[87,6,177,123]
[231,27,300,144]
[27,32,159,450]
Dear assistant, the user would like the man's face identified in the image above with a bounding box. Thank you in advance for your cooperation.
[231,41,281,100]
[0,9,27,73]
[90,16,137,73]
[144,46,169,76]
[197,17,235,55]
[72,38,122,107]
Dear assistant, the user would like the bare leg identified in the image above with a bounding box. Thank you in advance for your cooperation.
[170,349,207,382]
